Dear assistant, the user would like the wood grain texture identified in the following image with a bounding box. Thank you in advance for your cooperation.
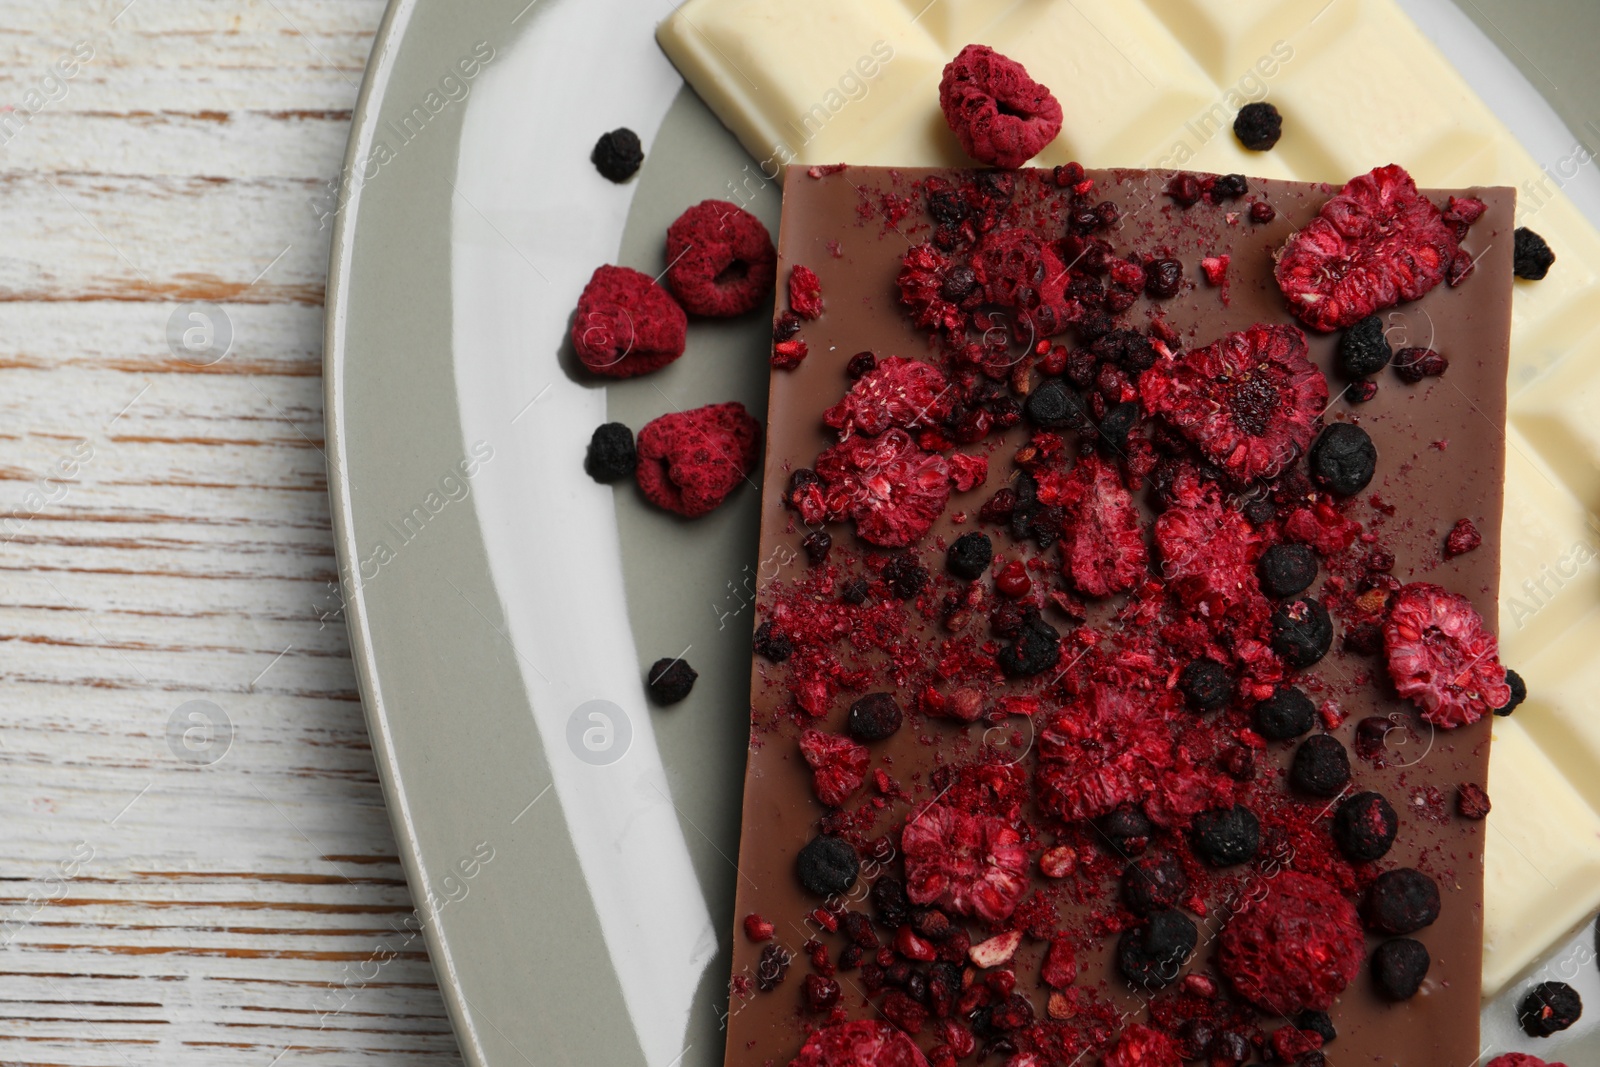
[0,0,463,1062]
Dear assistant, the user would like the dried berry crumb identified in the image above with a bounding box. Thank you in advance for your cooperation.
[1519,981,1582,1037]
[1363,868,1440,934]
[1234,102,1283,150]
[1372,938,1430,1000]
[590,127,644,182]
[585,422,635,482]
[1514,227,1556,280]
[1333,790,1398,861]
[1445,517,1482,558]
[1457,782,1491,819]
[1200,254,1230,284]
[771,338,808,370]
[646,656,697,705]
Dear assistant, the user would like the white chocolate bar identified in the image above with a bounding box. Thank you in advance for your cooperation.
[659,0,1600,996]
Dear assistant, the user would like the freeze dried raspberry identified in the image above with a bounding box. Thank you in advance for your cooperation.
[1140,323,1327,483]
[1488,1056,1568,1067]
[635,402,760,517]
[799,729,869,808]
[970,228,1077,339]
[664,200,777,317]
[1457,782,1491,819]
[937,44,1062,169]
[571,265,688,377]
[824,356,953,439]
[772,339,808,370]
[947,452,988,491]
[789,265,823,319]
[900,803,1029,922]
[744,913,775,942]
[1153,474,1268,629]
[1039,456,1148,597]
[1217,871,1365,1014]
[789,1019,931,1067]
[1275,165,1465,331]
[1102,1023,1182,1067]
[814,430,951,548]
[1444,517,1482,558]
[1384,582,1510,727]
[1283,502,1362,556]
[898,244,967,334]
[1200,255,1230,285]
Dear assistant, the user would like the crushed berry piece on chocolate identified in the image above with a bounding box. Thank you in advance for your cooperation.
[1191,805,1260,867]
[664,200,777,317]
[800,729,868,807]
[1121,854,1189,915]
[755,942,790,992]
[1485,1056,1568,1067]
[1249,200,1277,223]
[1445,517,1482,558]
[1218,871,1365,1013]
[1363,868,1441,934]
[1144,257,1183,298]
[1310,424,1377,496]
[1338,314,1392,377]
[646,656,697,705]
[996,612,1061,676]
[1093,329,1157,372]
[752,620,792,663]
[572,265,688,378]
[1200,254,1230,285]
[801,530,831,565]
[1165,174,1203,208]
[845,351,877,379]
[826,356,953,439]
[1514,227,1557,280]
[816,431,951,548]
[743,913,775,942]
[1098,401,1140,452]
[1385,583,1510,727]
[840,577,869,605]
[1372,938,1429,1000]
[946,531,993,580]
[635,402,760,517]
[1457,782,1491,819]
[1271,597,1334,668]
[1210,174,1248,202]
[796,835,859,897]
[801,973,840,1013]
[774,310,803,342]
[1174,1019,1215,1060]
[1117,909,1197,989]
[1243,497,1278,526]
[585,422,636,482]
[938,44,1062,169]
[590,127,644,182]
[1343,620,1384,655]
[1519,981,1582,1037]
[1275,165,1466,331]
[1394,346,1448,383]
[1333,791,1399,861]
[789,265,823,319]
[870,876,909,929]
[849,693,904,743]
[1495,668,1527,716]
[1179,658,1233,713]
[1050,454,1148,597]
[1210,1031,1251,1065]
[994,560,1030,598]
[1233,102,1283,150]
[1291,734,1351,797]
[771,339,808,369]
[1296,1010,1337,1045]
[882,555,929,600]
[902,804,1029,922]
[1254,685,1317,740]
[1348,378,1379,403]
[1258,543,1319,598]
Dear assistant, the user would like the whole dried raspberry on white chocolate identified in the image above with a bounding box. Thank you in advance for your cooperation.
[1383,582,1510,728]
[938,44,1063,169]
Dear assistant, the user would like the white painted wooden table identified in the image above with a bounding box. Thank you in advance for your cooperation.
[0,1,462,1062]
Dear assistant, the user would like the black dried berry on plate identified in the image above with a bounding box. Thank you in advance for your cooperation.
[801,530,832,565]
[752,620,792,662]
[1098,402,1139,452]
[1291,734,1351,796]
[796,835,859,897]
[1145,258,1183,298]
[883,555,928,599]
[585,422,636,482]
[840,577,869,605]
[1179,658,1232,713]
[1024,378,1093,433]
[1363,868,1441,934]
[1209,173,1248,201]
[1514,227,1556,280]
[1332,791,1398,861]
[1117,909,1196,989]
[1097,804,1153,856]
[1253,685,1317,741]
[1338,314,1391,377]
[996,613,1061,677]
[1372,938,1430,1000]
[590,127,644,183]
[1519,980,1583,1036]
[1233,101,1283,150]
[1294,1010,1336,1045]
[1271,597,1334,668]
[849,693,903,742]
[1258,543,1318,598]
[1191,805,1260,867]
[947,531,993,580]
[646,656,697,705]
[1495,667,1527,716]
[1121,854,1189,915]
[1310,423,1377,495]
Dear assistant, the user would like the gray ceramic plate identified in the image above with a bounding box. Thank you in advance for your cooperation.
[324,1,1600,1064]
